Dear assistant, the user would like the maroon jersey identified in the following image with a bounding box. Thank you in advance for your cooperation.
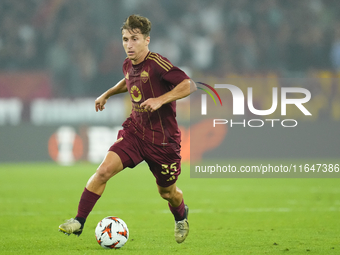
[122,51,189,146]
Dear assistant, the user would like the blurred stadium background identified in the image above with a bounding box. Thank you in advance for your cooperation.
[0,0,339,164]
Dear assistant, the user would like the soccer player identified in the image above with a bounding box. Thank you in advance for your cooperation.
[59,14,196,244]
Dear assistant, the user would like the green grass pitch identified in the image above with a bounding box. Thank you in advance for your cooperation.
[0,161,339,254]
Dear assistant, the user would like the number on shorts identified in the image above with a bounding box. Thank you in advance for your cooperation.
[161,163,177,175]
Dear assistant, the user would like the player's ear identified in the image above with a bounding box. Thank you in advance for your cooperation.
[145,36,150,46]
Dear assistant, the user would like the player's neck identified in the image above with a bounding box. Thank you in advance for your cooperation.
[131,49,149,65]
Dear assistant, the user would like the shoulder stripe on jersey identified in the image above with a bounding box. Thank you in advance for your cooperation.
[146,51,152,59]
[148,55,171,72]
[148,53,173,72]
[151,53,173,69]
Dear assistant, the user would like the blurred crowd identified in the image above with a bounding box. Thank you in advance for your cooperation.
[1,0,340,97]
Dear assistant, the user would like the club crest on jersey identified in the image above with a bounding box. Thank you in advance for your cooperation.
[130,85,142,102]
[140,70,149,83]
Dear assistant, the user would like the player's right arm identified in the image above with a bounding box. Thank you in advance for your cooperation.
[95,78,128,112]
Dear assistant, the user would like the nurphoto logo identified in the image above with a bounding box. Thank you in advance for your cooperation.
[198,83,312,128]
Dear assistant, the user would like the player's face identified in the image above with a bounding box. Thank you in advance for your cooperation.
[122,29,150,65]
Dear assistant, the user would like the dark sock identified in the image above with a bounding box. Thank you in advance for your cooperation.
[76,187,101,222]
[168,200,185,221]
[75,216,86,228]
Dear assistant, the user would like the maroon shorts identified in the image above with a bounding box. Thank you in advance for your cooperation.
[109,129,181,187]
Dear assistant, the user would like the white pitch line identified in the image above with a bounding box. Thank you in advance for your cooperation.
[2,207,340,217]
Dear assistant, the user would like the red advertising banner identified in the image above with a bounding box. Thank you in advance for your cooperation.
[0,71,52,101]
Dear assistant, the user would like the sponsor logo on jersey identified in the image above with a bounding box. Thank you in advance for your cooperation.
[130,85,142,102]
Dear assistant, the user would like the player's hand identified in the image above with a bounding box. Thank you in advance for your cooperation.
[95,96,108,112]
[140,98,163,112]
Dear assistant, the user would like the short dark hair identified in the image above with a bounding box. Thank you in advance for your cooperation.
[121,14,151,37]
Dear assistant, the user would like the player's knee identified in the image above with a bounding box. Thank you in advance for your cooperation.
[159,190,173,201]
[95,165,114,183]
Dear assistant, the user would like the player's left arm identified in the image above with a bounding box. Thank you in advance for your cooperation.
[140,79,197,112]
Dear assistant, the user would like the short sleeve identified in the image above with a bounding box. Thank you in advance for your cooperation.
[162,66,190,86]
[147,52,190,87]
